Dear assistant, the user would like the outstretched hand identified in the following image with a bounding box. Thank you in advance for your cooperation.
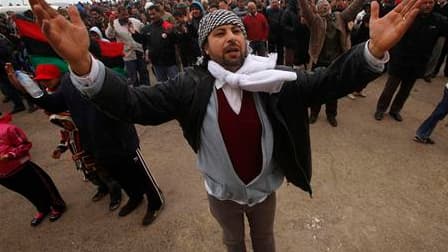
[368,0,422,58]
[29,0,91,75]
[4,63,26,94]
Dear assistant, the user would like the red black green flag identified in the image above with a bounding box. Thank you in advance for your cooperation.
[14,15,126,75]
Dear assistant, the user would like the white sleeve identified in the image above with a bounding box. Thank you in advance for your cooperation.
[363,41,390,73]
[69,55,106,97]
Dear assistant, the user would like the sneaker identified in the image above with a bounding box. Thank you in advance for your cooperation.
[374,111,384,121]
[347,93,356,100]
[31,212,47,226]
[413,136,435,144]
[48,209,64,222]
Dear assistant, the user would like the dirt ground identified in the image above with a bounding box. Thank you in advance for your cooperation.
[0,74,447,252]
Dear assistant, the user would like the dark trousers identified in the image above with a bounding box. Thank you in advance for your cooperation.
[376,74,417,114]
[268,40,284,65]
[0,74,25,109]
[0,161,65,213]
[416,87,448,139]
[208,193,276,252]
[434,39,448,77]
[95,165,122,201]
[249,41,267,57]
[310,100,338,118]
[310,63,337,118]
[284,48,295,66]
[99,149,163,210]
[124,52,150,87]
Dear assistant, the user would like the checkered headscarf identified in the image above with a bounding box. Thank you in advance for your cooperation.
[198,10,247,50]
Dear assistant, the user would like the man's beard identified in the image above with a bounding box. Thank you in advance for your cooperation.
[219,43,247,72]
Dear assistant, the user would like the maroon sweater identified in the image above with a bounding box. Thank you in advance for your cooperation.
[242,12,269,41]
[217,89,262,184]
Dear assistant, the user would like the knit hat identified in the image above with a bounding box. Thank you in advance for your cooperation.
[198,9,246,50]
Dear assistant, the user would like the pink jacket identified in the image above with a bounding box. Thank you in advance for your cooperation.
[0,116,32,177]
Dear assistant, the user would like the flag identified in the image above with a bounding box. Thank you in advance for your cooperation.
[14,15,126,75]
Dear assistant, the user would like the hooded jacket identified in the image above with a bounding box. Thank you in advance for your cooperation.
[0,114,32,178]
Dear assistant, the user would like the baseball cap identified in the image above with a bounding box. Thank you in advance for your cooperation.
[34,64,61,81]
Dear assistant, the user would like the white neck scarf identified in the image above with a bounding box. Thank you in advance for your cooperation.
[208,53,297,114]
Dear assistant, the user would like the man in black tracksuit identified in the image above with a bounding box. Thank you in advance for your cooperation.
[30,73,164,226]
[375,0,448,121]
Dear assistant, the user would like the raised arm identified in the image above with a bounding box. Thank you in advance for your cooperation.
[340,0,367,23]
[298,0,319,26]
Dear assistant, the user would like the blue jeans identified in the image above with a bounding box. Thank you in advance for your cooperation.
[416,87,448,139]
[124,54,150,87]
[153,65,179,82]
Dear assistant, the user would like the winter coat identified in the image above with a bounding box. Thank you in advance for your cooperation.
[87,43,380,194]
[388,12,448,79]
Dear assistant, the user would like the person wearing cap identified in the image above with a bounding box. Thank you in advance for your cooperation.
[8,63,124,211]
[30,0,422,249]
[7,60,165,226]
[0,112,66,226]
[190,0,206,31]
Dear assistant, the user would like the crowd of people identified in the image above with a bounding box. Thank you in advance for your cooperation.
[0,0,447,250]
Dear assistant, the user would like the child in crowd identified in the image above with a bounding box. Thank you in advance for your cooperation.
[0,112,66,226]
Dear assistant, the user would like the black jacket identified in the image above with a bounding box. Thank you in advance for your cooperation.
[388,12,448,79]
[33,74,139,163]
[90,43,380,194]
[266,7,284,42]
[132,20,178,66]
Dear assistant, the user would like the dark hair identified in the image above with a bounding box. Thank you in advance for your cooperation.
[117,6,127,13]
[173,8,187,17]
[90,7,103,14]
[148,5,162,12]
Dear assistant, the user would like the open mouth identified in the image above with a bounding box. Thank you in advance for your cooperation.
[224,47,240,54]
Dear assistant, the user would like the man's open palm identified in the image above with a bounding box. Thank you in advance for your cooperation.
[29,0,90,72]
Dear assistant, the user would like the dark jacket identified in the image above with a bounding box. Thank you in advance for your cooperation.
[388,12,448,79]
[132,20,177,66]
[32,74,139,164]
[266,7,284,42]
[281,0,301,48]
[90,43,380,194]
